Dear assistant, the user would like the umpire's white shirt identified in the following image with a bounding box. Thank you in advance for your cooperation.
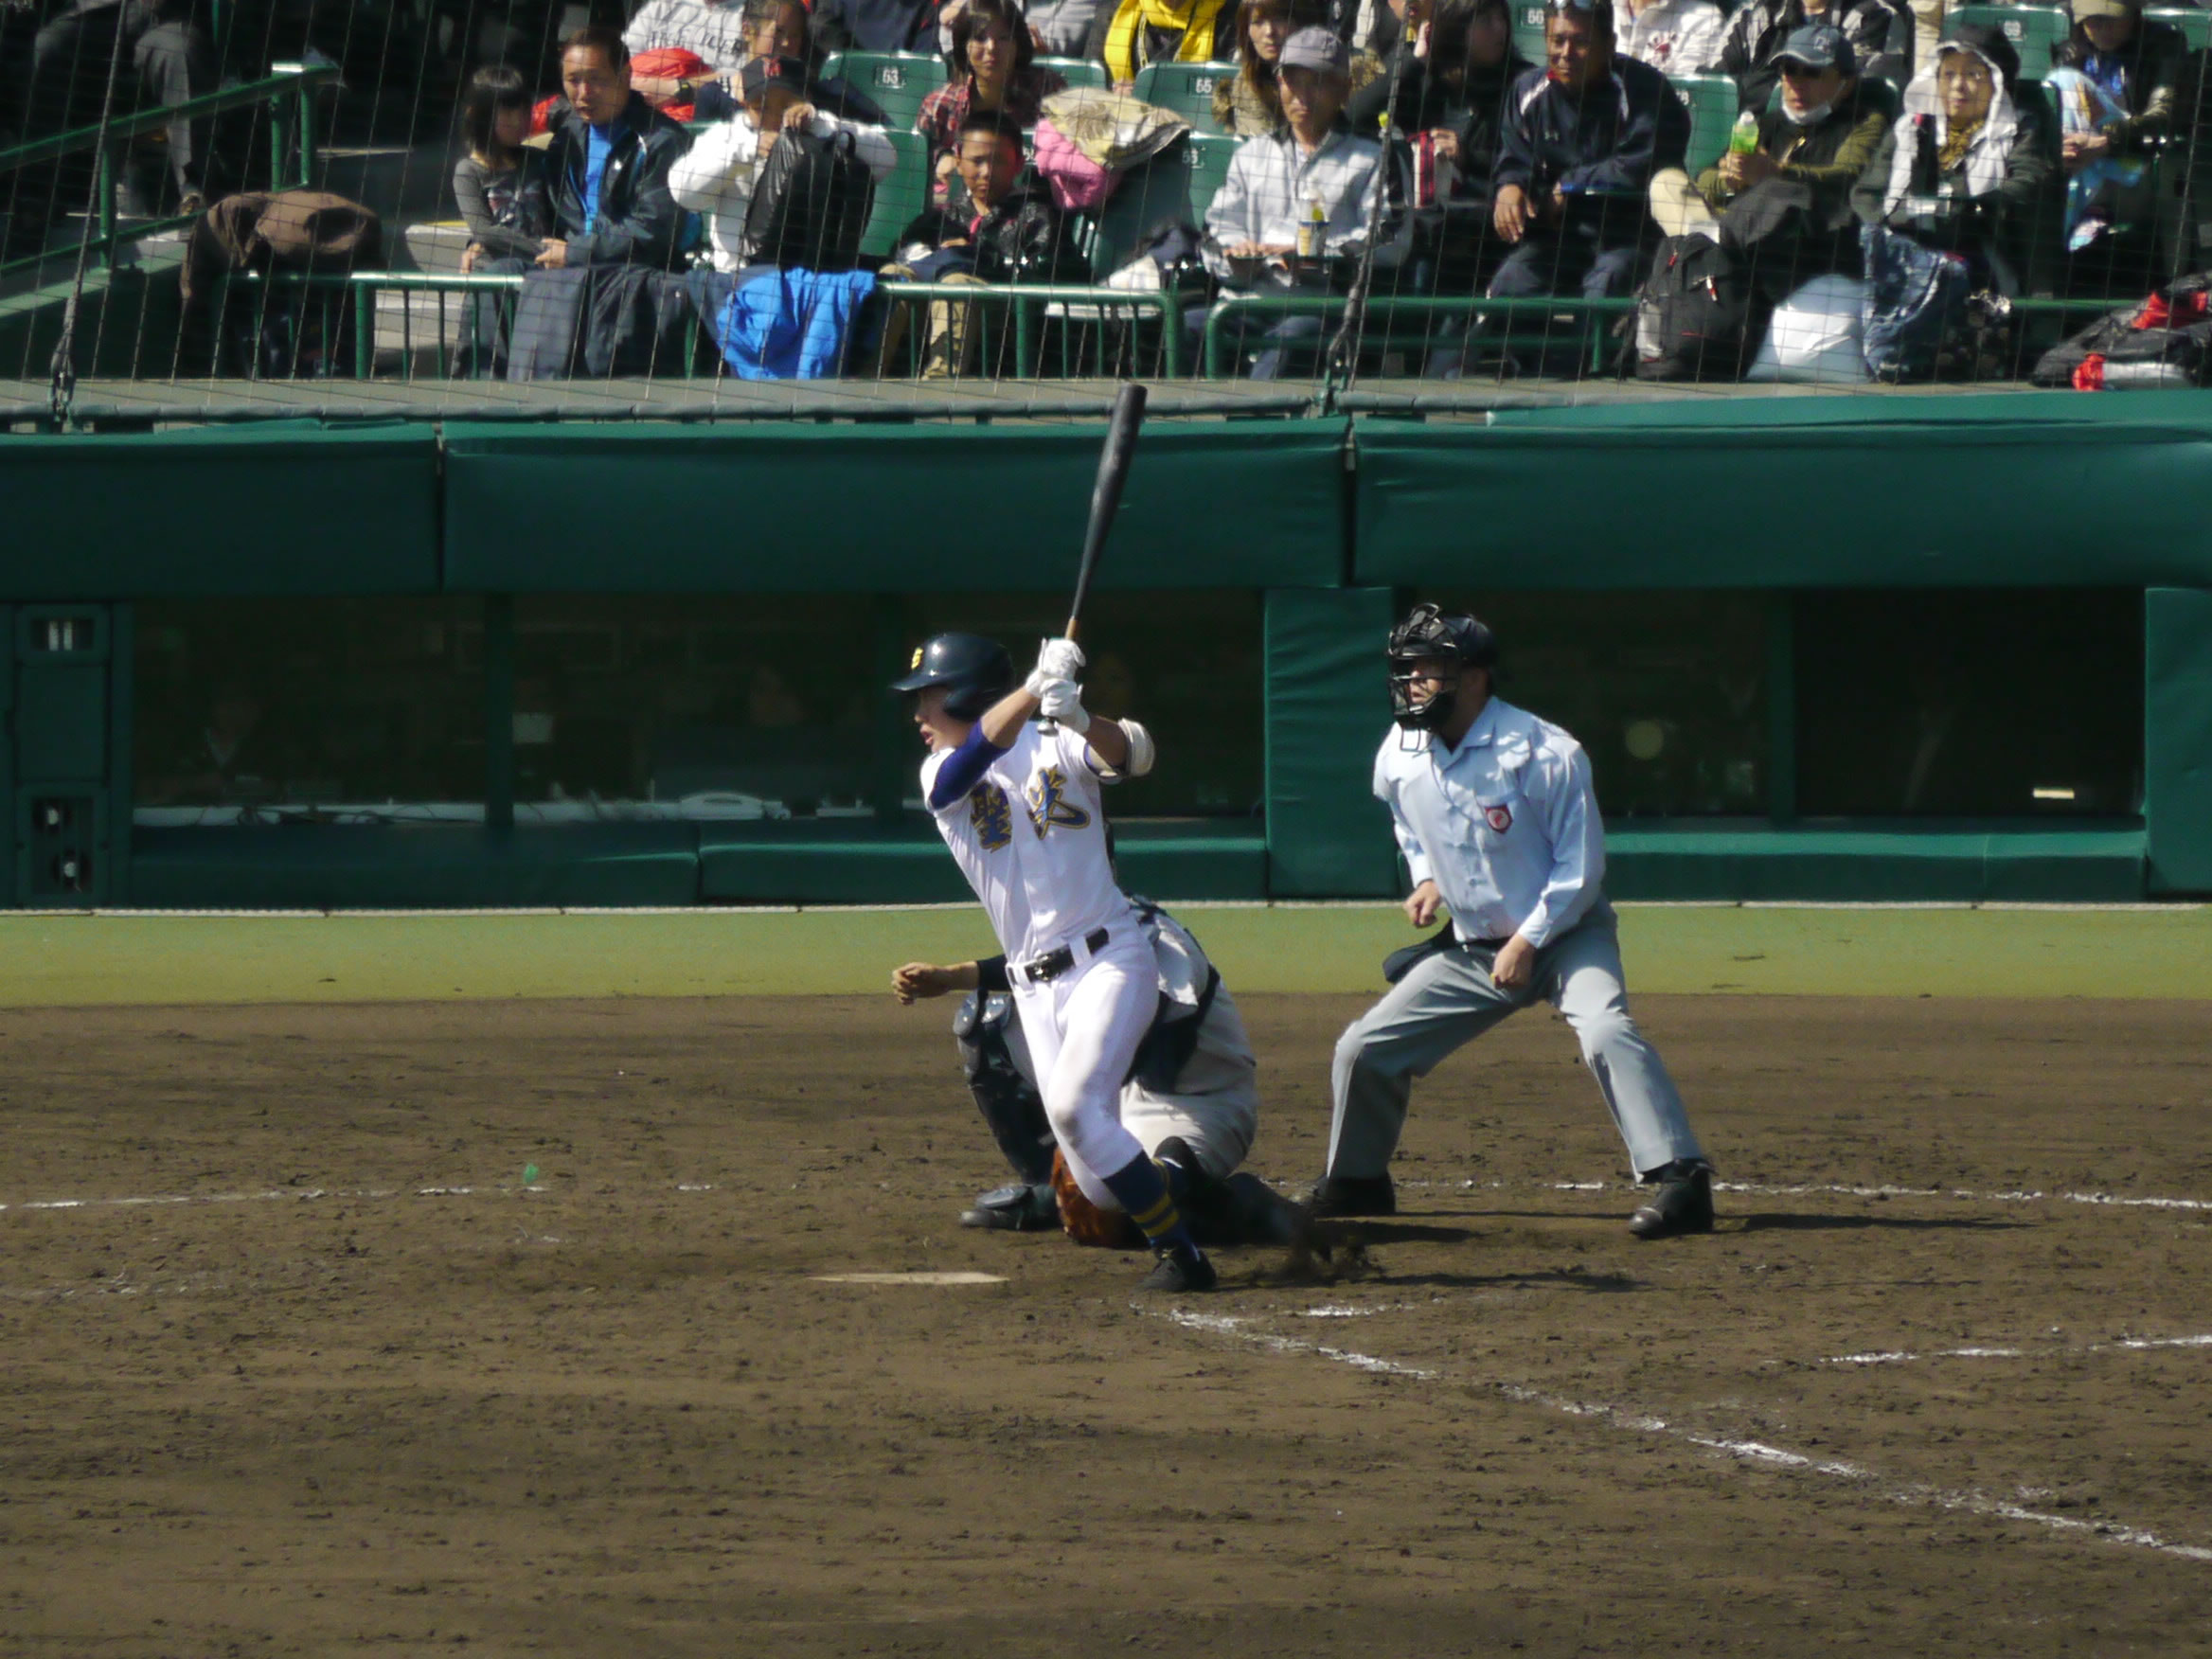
[1374,697,1605,949]
[922,722,1136,965]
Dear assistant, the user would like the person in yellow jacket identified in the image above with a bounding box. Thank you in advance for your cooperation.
[1087,0,1238,87]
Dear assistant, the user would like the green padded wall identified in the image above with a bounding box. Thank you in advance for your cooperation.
[1265,586,1399,897]
[2146,587,2212,894]
[1354,397,2212,590]
[0,426,440,598]
[442,420,1350,593]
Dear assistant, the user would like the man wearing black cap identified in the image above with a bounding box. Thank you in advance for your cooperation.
[1487,0,1689,307]
[1648,21,1886,281]
[1311,603,1717,1240]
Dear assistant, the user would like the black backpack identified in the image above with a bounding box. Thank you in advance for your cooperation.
[743,127,877,273]
[1626,233,1759,382]
[2030,275,2212,389]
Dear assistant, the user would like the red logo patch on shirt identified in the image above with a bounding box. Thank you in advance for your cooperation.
[1485,804,1513,834]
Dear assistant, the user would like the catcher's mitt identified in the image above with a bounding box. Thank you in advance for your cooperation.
[1051,1148,1145,1249]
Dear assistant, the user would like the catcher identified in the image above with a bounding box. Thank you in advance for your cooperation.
[893,895,1304,1250]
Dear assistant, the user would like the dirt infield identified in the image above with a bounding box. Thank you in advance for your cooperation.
[4,992,2209,1656]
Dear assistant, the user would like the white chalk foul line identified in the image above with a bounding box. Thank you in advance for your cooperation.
[1159,1311,2212,1567]
[1826,1333,2212,1366]
[1431,1177,2212,1213]
[0,1181,580,1216]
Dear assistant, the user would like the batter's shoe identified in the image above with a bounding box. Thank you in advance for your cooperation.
[1139,1248,1219,1293]
[960,1182,1059,1232]
[1629,1164,1715,1240]
[1306,1173,1397,1219]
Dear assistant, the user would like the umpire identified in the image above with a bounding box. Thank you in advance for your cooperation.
[1311,603,1717,1239]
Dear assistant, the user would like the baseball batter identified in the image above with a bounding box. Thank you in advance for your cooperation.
[891,631,1219,1292]
[893,894,1302,1249]
[1314,603,1718,1239]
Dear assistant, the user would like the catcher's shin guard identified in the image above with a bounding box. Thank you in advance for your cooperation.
[954,990,1055,1186]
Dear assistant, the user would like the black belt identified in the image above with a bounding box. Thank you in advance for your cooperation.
[1021,926,1110,985]
[1459,934,1512,951]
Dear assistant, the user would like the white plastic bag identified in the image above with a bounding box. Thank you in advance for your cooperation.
[1747,274,1871,384]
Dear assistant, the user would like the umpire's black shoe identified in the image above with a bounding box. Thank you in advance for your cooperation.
[1307,1172,1397,1220]
[960,1182,1058,1231]
[1139,1248,1218,1293]
[1630,1163,1715,1240]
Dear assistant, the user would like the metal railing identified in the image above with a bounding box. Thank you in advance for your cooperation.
[212,271,1187,382]
[0,62,337,280]
[1200,293,1639,380]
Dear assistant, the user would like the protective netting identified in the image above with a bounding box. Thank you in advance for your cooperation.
[6,0,2212,417]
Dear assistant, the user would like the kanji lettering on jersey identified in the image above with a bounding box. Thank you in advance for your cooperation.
[970,783,1014,850]
[1025,765,1093,836]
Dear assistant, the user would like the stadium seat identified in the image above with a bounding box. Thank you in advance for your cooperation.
[1944,4,2072,76]
[2144,7,2212,49]
[816,51,950,131]
[859,128,934,259]
[1185,131,1240,223]
[1084,140,1197,277]
[1670,73,1740,173]
[1133,61,1240,132]
[1037,55,1111,89]
[1511,1,1548,61]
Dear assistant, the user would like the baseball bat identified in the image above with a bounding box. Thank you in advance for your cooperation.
[1063,382,1148,643]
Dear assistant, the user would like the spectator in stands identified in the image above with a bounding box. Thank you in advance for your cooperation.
[1089,0,1238,91]
[1850,24,2060,293]
[2047,0,2188,267]
[1220,0,1379,134]
[455,66,550,273]
[670,58,899,272]
[897,108,1086,276]
[812,0,945,54]
[1721,0,1902,115]
[1649,21,1884,282]
[1027,0,1107,55]
[687,0,890,122]
[880,106,1087,371]
[6,0,214,256]
[917,0,1068,198]
[1488,0,1688,305]
[1201,27,1411,377]
[539,27,697,270]
[1616,0,1723,74]
[625,0,757,83]
[1347,0,1528,292]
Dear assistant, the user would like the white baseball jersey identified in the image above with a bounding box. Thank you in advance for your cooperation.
[922,722,1136,964]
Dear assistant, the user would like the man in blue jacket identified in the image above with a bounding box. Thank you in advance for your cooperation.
[1489,0,1687,300]
[538,27,695,272]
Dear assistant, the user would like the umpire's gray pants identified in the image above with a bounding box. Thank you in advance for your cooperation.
[1327,901,1705,1182]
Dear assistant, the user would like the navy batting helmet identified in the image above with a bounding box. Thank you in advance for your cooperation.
[890,633,1014,720]
[1387,603,1498,732]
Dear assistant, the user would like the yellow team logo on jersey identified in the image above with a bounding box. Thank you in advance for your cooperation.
[969,783,1014,851]
[1024,766,1092,836]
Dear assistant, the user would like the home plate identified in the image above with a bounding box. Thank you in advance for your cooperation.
[811,1271,1008,1285]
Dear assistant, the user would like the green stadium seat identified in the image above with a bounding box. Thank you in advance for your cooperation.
[1511,1,1549,61]
[1185,131,1240,223]
[1133,61,1240,132]
[1670,73,1740,173]
[817,51,950,131]
[1944,4,2072,76]
[859,128,933,259]
[1037,55,1111,89]
[1085,141,1196,277]
[2144,7,2212,49]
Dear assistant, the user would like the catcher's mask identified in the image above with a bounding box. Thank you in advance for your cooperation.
[889,632,1014,721]
[1387,603,1498,732]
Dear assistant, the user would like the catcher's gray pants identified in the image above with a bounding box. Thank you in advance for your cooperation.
[1327,901,1705,1183]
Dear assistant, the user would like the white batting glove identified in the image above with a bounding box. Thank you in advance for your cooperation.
[1035,677,1091,732]
[1033,636,1085,684]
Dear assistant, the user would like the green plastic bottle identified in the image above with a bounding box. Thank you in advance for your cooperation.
[1727,110,1760,156]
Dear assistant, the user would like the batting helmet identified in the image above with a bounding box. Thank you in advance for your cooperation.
[1387,603,1498,732]
[889,633,1014,720]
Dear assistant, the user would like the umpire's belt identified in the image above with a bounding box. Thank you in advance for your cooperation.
[1012,926,1112,987]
